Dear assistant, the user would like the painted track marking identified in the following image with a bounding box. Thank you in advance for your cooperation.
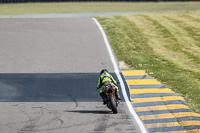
[122,70,200,133]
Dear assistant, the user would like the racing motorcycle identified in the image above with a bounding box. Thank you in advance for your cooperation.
[103,81,119,114]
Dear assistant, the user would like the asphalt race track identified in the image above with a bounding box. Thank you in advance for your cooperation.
[0,18,141,133]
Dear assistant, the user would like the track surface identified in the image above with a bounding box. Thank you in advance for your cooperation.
[0,18,141,133]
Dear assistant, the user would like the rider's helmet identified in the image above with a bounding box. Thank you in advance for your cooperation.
[100,69,108,75]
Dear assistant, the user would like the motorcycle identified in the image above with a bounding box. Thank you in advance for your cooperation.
[103,81,119,114]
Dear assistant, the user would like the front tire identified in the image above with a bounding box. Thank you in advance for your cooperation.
[109,94,118,114]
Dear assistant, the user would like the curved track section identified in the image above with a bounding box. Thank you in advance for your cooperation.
[0,18,141,133]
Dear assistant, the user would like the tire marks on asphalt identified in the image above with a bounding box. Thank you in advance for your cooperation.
[94,114,110,132]
[0,18,141,133]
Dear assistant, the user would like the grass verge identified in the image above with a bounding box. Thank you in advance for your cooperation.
[96,12,200,113]
[0,2,200,15]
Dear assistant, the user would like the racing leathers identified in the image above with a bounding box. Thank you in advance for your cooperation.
[97,72,121,104]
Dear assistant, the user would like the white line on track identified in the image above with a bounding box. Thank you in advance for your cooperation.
[92,18,148,133]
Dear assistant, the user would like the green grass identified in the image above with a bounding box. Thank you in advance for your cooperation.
[96,12,200,113]
[0,2,200,15]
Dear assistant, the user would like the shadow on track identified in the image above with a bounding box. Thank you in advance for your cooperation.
[66,110,111,114]
[0,73,127,102]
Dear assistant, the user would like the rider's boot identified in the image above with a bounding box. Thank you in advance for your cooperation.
[115,91,121,101]
[100,93,107,105]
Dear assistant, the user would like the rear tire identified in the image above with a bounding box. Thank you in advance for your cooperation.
[109,94,118,114]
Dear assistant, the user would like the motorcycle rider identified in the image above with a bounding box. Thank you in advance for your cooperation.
[97,69,121,105]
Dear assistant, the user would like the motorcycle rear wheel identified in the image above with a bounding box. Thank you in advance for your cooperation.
[109,94,118,114]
